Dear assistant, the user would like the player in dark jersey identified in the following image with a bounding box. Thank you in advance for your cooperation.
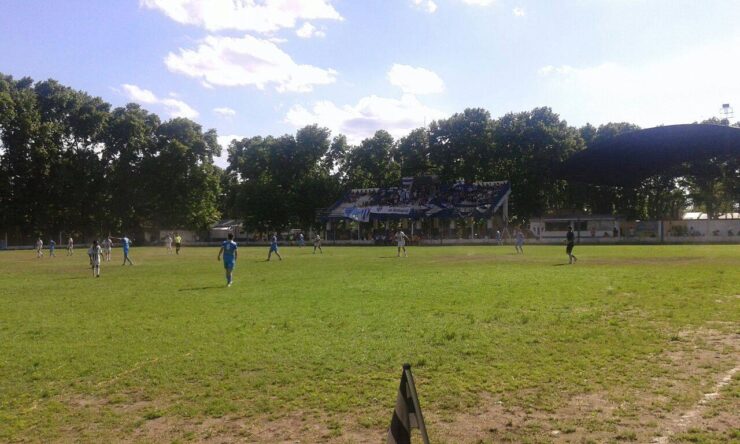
[566,226,577,264]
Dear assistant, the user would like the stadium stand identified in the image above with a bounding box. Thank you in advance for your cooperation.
[324,176,511,223]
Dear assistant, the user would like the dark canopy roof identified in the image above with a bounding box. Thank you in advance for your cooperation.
[559,124,740,186]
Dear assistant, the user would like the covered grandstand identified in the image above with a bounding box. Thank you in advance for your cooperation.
[320,176,511,242]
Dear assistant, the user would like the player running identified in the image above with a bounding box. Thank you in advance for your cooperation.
[35,238,44,258]
[395,230,409,257]
[67,237,74,255]
[267,233,282,261]
[49,239,56,257]
[102,236,113,262]
[112,236,134,265]
[88,240,102,277]
[313,234,322,254]
[566,226,578,264]
[217,233,238,287]
[514,229,524,254]
[495,230,503,246]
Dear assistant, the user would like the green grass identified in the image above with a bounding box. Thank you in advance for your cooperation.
[1,245,738,442]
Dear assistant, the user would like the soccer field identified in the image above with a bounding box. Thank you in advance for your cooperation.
[1,245,738,443]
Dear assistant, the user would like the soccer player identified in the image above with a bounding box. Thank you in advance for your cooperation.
[113,236,134,265]
[35,238,44,258]
[495,230,503,246]
[566,226,578,264]
[514,228,524,254]
[298,232,305,247]
[217,233,238,287]
[313,234,322,254]
[67,237,74,255]
[395,230,409,257]
[165,234,173,254]
[267,233,282,261]
[49,239,56,257]
[88,240,102,277]
[102,236,113,262]
[175,233,182,255]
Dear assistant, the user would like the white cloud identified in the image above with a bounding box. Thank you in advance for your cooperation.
[411,0,438,13]
[141,0,342,33]
[537,37,740,126]
[121,84,199,119]
[286,94,447,144]
[460,0,495,5]
[388,64,445,95]
[538,65,575,76]
[215,134,244,168]
[512,7,525,16]
[165,34,337,92]
[296,22,326,38]
[213,107,237,117]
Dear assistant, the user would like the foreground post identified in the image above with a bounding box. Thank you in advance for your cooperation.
[387,364,430,444]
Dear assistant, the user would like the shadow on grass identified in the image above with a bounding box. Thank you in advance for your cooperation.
[552,263,570,266]
[178,286,224,292]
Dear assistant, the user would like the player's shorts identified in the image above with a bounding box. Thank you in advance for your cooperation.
[223,259,235,270]
[566,243,574,254]
[175,243,181,249]
[269,245,278,252]
[123,249,130,255]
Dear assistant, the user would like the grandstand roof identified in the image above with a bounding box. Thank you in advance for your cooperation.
[559,124,740,186]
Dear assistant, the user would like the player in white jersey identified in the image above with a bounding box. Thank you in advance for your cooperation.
[514,228,524,254]
[313,234,322,254]
[102,237,113,262]
[67,237,74,255]
[35,238,44,258]
[395,230,409,257]
[88,240,102,277]
[165,234,173,254]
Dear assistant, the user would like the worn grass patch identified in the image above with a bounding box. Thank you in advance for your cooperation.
[0,245,738,442]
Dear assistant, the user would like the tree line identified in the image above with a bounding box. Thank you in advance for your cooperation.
[1,74,737,241]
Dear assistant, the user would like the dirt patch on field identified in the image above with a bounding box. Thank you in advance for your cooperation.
[45,329,738,443]
[426,328,739,443]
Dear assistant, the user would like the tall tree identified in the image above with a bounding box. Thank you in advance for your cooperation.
[342,130,400,188]
[428,108,494,182]
[396,128,433,177]
[493,107,584,219]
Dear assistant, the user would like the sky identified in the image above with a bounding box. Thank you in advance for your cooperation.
[2,0,739,167]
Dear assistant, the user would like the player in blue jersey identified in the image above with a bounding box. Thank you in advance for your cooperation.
[113,236,134,265]
[217,233,238,287]
[49,239,56,257]
[267,232,282,261]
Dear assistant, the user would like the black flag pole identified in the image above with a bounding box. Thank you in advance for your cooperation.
[387,363,430,444]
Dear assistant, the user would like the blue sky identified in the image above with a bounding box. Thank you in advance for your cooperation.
[2,0,739,166]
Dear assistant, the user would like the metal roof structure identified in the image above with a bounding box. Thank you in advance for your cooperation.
[559,124,740,186]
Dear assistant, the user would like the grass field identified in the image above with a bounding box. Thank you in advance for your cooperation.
[1,244,738,443]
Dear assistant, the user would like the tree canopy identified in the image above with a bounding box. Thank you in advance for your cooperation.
[1,72,737,243]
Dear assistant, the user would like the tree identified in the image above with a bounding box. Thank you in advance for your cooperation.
[142,118,222,231]
[428,108,494,182]
[228,125,342,231]
[342,130,400,188]
[396,128,433,177]
[492,107,584,219]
